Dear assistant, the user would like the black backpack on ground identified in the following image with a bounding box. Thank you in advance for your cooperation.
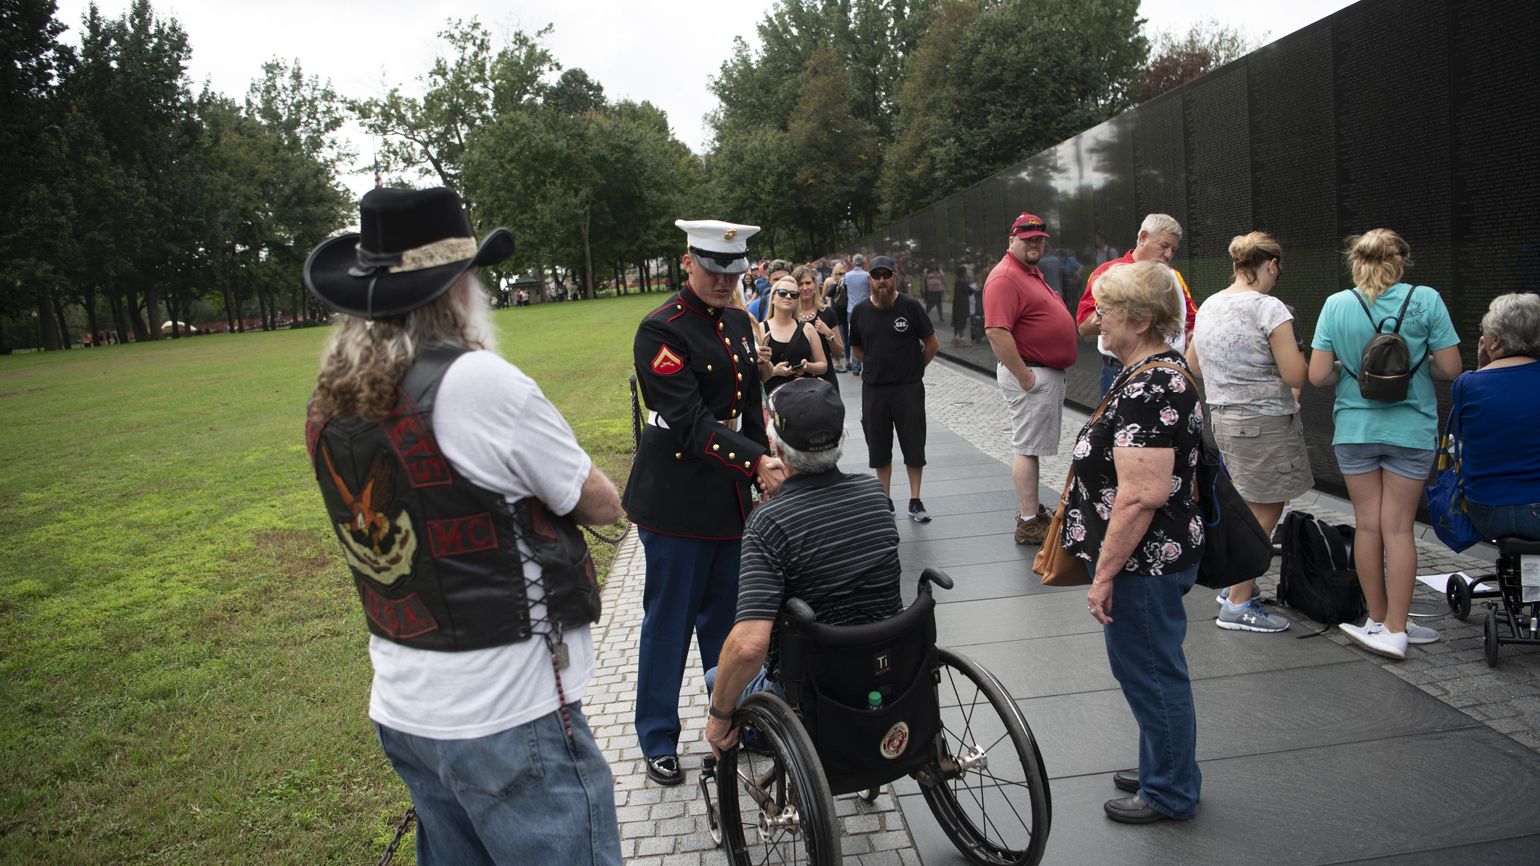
[1277,510,1366,627]
[1344,286,1426,402]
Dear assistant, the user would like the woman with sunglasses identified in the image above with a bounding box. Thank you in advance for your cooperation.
[793,264,844,391]
[761,276,829,396]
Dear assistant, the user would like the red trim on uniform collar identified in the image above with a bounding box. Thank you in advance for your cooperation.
[679,286,715,316]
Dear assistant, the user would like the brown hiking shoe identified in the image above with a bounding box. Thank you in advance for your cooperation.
[1014,506,1052,545]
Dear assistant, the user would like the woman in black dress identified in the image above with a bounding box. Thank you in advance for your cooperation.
[760,276,828,396]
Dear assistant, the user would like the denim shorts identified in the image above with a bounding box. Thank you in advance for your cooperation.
[1332,442,1436,481]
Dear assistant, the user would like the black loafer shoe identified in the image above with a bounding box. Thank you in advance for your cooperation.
[1113,769,1139,794]
[1104,793,1171,824]
[646,754,684,786]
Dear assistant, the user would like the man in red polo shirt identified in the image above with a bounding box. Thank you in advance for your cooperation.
[984,212,1078,545]
[1076,213,1198,395]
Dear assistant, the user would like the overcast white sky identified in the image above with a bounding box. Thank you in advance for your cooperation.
[54,0,1355,198]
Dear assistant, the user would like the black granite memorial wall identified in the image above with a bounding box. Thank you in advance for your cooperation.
[838,0,1540,497]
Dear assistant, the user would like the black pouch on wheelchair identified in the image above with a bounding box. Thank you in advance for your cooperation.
[510,497,601,628]
[778,597,943,792]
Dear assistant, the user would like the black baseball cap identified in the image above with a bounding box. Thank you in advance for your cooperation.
[869,255,897,276]
[769,379,844,452]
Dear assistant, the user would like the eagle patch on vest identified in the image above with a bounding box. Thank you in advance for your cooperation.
[651,344,685,375]
[321,443,417,585]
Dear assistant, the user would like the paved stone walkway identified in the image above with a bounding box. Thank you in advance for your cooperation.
[587,356,1540,863]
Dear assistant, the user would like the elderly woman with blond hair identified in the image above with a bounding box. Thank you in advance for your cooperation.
[1309,228,1463,660]
[1065,260,1206,825]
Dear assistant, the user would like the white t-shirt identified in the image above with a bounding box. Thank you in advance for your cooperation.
[366,350,595,739]
[1192,290,1298,415]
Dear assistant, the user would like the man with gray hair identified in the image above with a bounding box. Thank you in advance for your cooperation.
[702,378,903,753]
[1076,214,1199,394]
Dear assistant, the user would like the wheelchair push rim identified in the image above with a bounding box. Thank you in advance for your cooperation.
[715,691,841,864]
[917,647,1051,866]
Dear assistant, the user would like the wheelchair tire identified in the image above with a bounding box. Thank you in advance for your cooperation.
[716,691,841,865]
[1447,574,1471,621]
[919,648,1050,866]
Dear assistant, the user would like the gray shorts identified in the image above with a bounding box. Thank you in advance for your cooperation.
[1210,406,1314,503]
[996,364,1064,457]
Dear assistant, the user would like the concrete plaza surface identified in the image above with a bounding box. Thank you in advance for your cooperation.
[587,357,1540,864]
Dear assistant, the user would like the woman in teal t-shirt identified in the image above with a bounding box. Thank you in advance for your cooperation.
[1307,229,1463,660]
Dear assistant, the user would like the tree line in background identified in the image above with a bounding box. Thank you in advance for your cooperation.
[1,0,1253,351]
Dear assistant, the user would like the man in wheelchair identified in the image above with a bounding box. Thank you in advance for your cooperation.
[696,380,1052,866]
[703,377,903,754]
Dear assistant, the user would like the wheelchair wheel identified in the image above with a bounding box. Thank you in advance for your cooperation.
[919,648,1050,866]
[1447,574,1471,621]
[716,691,840,865]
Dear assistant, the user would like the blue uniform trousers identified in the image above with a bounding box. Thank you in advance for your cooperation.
[635,528,741,758]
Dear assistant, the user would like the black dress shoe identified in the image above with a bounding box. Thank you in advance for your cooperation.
[1104,793,1171,824]
[646,754,684,786]
[1113,769,1139,794]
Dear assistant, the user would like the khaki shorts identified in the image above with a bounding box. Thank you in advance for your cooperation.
[997,364,1064,457]
[1210,406,1314,503]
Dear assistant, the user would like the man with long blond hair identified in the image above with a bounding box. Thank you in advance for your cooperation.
[304,187,623,865]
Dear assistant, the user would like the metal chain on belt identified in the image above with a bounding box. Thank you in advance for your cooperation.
[376,806,415,866]
[583,524,625,545]
[629,373,642,451]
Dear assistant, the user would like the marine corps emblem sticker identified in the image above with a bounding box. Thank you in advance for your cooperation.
[880,721,910,759]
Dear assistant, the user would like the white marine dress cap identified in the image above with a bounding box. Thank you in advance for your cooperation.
[676,218,761,275]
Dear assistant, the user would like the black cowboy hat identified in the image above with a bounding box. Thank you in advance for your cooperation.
[304,187,515,319]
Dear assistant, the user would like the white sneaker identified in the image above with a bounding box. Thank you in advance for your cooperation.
[1342,621,1407,660]
[1403,621,1440,645]
[1364,618,1440,646]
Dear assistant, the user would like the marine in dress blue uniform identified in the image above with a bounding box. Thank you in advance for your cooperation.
[624,219,788,784]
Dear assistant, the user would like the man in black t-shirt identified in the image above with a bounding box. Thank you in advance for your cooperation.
[849,255,940,522]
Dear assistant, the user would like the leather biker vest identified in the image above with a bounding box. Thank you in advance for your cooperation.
[306,345,537,651]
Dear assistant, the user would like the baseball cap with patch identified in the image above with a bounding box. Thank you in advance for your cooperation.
[770,378,844,453]
[677,218,760,275]
[1009,212,1050,239]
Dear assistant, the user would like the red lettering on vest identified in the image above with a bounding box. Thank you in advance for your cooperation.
[382,403,452,488]
[428,513,499,558]
[358,580,439,639]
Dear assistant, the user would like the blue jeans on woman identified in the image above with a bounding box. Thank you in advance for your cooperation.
[1469,501,1540,542]
[1101,563,1201,820]
[375,703,622,866]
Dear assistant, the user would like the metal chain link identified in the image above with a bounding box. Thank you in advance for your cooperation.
[629,373,642,452]
[376,806,415,866]
[583,524,625,545]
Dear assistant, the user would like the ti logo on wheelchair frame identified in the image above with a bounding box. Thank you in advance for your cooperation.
[880,721,910,759]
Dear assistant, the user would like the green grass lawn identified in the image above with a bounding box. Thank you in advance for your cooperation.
[0,292,662,864]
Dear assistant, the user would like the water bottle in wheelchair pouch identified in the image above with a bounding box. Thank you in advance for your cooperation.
[511,497,601,628]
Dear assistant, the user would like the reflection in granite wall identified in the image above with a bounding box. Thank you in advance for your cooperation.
[836,0,1539,497]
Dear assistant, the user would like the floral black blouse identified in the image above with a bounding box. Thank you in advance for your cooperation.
[1062,351,1205,576]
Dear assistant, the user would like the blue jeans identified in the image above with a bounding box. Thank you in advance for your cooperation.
[1099,358,1123,396]
[375,703,621,866]
[636,529,740,758]
[1468,501,1540,542]
[1101,563,1201,820]
[703,664,781,704]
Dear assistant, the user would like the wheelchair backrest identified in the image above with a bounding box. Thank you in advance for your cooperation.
[777,587,942,795]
